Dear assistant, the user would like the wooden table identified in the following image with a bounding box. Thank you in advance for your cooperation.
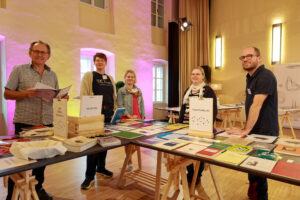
[278,107,300,139]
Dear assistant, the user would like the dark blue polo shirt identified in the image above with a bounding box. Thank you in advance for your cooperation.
[245,65,279,136]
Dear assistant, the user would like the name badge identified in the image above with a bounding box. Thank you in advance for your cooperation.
[102,75,108,80]
[247,88,252,95]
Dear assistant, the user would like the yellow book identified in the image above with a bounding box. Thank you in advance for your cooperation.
[214,151,248,165]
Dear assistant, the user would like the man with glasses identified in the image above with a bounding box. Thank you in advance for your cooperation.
[228,47,278,200]
[4,40,58,200]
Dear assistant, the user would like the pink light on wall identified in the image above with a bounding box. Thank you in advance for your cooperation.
[134,59,153,119]
[5,41,32,135]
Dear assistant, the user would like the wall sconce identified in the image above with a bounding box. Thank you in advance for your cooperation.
[215,35,222,68]
[271,23,282,64]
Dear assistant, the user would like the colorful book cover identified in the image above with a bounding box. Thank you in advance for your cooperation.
[138,137,165,145]
[151,121,170,126]
[276,138,300,148]
[153,139,189,150]
[249,141,277,151]
[164,123,189,130]
[173,127,190,135]
[130,122,153,128]
[250,150,281,161]
[156,132,182,140]
[131,128,160,136]
[192,138,218,146]
[223,137,253,146]
[227,145,253,155]
[176,143,207,155]
[107,125,136,131]
[274,144,300,156]
[278,153,300,165]
[110,108,126,124]
[240,156,277,172]
[196,147,224,158]
[104,128,120,136]
[176,135,198,142]
[141,125,167,130]
[112,131,143,139]
[218,132,243,138]
[214,151,248,165]
[246,134,277,143]
[209,142,232,150]
[271,161,300,179]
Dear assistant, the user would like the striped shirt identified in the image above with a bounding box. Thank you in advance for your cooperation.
[5,64,59,125]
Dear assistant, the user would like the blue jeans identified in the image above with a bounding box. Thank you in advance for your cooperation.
[248,174,268,200]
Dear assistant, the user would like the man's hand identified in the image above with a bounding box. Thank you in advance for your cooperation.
[23,89,37,98]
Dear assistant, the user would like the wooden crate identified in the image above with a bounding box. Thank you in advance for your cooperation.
[68,115,104,137]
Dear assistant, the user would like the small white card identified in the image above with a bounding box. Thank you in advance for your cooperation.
[189,98,213,133]
[80,95,103,117]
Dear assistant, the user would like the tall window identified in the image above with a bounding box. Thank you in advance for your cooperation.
[80,56,95,80]
[80,48,115,80]
[151,0,164,28]
[0,35,7,134]
[80,0,107,10]
[153,61,168,103]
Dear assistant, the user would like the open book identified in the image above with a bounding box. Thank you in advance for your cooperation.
[34,82,71,102]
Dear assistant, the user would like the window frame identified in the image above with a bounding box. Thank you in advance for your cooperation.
[153,61,168,103]
[79,0,108,10]
[151,0,164,29]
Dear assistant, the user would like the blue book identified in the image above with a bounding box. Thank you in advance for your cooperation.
[110,108,126,124]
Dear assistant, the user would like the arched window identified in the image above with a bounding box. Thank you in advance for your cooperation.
[80,48,115,80]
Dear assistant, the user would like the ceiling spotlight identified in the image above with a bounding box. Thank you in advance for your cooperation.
[180,17,192,31]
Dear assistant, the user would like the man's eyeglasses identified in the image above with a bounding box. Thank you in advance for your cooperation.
[31,50,49,55]
[239,54,257,61]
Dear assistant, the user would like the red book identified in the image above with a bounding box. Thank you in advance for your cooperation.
[271,161,300,179]
[196,147,223,158]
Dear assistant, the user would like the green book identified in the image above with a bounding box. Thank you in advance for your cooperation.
[112,131,143,139]
[251,149,281,161]
[209,142,232,150]
[227,145,253,154]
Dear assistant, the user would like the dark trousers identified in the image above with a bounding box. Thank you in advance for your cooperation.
[187,161,205,184]
[85,151,107,179]
[85,107,113,179]
[6,123,51,200]
[248,174,268,200]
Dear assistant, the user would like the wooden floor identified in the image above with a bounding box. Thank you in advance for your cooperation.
[1,128,300,200]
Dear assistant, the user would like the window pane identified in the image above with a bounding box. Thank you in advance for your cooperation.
[94,0,105,9]
[80,0,92,4]
[151,14,156,26]
[153,90,155,101]
[153,66,156,77]
[157,89,163,102]
[158,16,164,28]
[151,1,156,14]
[157,78,163,90]
[80,57,92,79]
[157,5,164,16]
[156,66,163,78]
[158,0,164,4]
